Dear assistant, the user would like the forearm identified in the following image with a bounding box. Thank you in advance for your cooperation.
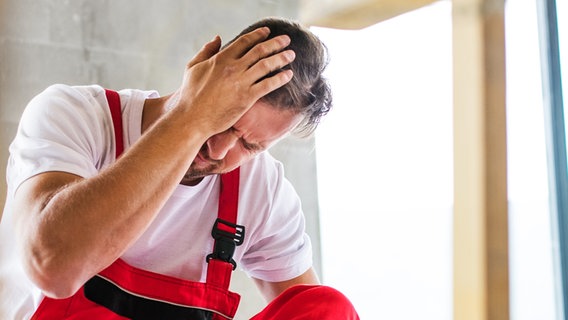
[16,108,208,298]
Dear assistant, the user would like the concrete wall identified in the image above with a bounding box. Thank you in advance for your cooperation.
[0,1,322,318]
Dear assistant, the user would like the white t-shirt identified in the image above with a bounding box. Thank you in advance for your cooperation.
[0,84,312,319]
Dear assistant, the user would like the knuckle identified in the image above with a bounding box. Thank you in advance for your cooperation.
[246,47,266,63]
[259,58,273,71]
[238,34,255,48]
[255,44,270,57]
[276,35,289,46]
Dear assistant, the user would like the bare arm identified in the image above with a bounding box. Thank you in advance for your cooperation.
[12,27,295,299]
[253,268,320,302]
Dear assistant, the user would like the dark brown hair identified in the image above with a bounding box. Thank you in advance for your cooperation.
[230,17,332,136]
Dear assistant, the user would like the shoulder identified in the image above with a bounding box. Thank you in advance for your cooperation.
[23,84,107,122]
[240,151,284,182]
[239,151,289,196]
[238,151,302,219]
[31,84,106,105]
[236,152,312,282]
[18,85,111,141]
[8,85,114,190]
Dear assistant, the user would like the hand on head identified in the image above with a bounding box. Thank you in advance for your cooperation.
[177,27,295,137]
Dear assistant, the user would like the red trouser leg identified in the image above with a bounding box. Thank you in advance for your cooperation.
[251,285,360,320]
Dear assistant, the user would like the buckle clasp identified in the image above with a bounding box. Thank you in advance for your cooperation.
[206,218,245,270]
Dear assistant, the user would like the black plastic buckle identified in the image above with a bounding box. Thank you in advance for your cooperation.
[206,218,245,270]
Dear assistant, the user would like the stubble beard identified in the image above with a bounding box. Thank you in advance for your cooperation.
[184,163,217,181]
[180,146,222,185]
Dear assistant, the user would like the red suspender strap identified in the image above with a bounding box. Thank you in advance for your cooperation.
[104,87,242,291]
[219,168,240,222]
[104,89,124,158]
[206,168,242,290]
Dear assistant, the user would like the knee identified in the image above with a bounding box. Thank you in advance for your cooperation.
[294,285,359,319]
[303,285,349,302]
[255,285,359,320]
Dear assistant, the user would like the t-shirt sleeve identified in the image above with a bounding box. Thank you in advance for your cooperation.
[239,154,313,282]
[7,84,111,194]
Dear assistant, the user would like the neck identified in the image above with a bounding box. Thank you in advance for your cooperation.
[141,90,180,134]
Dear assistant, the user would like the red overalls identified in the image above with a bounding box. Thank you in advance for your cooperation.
[31,90,243,320]
[30,89,360,320]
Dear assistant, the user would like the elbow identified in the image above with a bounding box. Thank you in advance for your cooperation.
[13,191,91,298]
[18,227,88,298]
[23,249,84,299]
[34,274,82,299]
[38,282,80,300]
[27,264,83,299]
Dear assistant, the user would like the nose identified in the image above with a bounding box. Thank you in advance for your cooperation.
[206,131,238,160]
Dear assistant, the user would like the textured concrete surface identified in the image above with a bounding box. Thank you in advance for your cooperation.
[0,1,324,319]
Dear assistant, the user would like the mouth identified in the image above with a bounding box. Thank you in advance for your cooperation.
[193,146,221,167]
[193,152,208,166]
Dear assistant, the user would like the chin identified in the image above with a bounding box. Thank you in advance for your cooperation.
[185,165,218,179]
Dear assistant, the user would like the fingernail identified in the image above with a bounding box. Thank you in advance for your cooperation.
[287,50,296,61]
[280,35,291,46]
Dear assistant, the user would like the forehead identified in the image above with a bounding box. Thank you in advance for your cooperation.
[234,101,302,145]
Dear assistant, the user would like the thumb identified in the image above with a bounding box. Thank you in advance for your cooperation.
[187,35,222,69]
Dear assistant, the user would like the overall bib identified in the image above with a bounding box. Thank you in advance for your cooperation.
[31,90,243,320]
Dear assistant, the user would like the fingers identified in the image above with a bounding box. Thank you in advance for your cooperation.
[251,69,294,99]
[222,27,271,59]
[226,29,295,100]
[246,49,295,99]
[187,35,222,69]
[246,48,295,82]
[240,34,291,68]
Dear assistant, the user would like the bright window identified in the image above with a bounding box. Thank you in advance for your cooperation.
[313,3,453,319]
[506,0,556,319]
[313,0,557,318]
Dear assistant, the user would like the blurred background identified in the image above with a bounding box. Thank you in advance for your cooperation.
[1,0,567,319]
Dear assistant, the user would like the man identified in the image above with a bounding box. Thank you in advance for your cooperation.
[0,17,359,319]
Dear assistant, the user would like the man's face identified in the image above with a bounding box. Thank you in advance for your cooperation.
[180,100,302,185]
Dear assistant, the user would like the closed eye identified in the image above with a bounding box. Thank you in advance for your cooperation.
[231,126,263,152]
[240,138,262,152]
